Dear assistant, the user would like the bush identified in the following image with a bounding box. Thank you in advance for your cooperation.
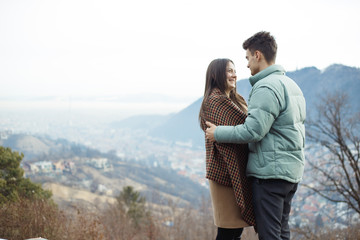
[0,198,65,240]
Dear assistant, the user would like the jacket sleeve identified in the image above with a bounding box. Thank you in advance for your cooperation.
[214,86,280,143]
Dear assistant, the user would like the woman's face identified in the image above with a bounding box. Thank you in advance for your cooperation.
[225,61,237,95]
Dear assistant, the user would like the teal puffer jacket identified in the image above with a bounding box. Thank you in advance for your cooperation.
[214,65,306,183]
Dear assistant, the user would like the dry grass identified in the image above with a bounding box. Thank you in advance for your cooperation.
[0,198,66,240]
[0,196,260,240]
[292,224,360,240]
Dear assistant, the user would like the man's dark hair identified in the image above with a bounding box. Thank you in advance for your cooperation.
[242,31,277,64]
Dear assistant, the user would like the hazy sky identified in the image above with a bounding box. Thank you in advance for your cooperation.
[1,0,359,102]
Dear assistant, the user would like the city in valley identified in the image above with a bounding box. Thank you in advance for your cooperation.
[0,106,357,230]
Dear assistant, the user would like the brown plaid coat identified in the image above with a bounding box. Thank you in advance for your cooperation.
[200,88,256,227]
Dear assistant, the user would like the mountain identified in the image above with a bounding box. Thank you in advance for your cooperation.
[286,64,360,111]
[1,134,50,158]
[147,64,360,148]
[110,114,173,130]
[148,98,204,148]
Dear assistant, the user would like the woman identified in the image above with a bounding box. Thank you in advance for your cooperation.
[199,59,255,239]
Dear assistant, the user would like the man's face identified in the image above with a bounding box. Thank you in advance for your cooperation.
[246,49,260,76]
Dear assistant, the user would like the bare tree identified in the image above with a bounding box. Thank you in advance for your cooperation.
[305,91,360,215]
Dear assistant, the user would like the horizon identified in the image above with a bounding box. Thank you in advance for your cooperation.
[0,63,358,120]
[0,62,354,100]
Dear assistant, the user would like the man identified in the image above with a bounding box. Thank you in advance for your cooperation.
[205,31,306,240]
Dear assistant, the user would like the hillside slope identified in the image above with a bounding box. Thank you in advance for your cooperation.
[1,134,207,207]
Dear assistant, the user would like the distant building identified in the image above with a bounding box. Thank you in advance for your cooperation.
[98,184,113,195]
[53,159,76,174]
[23,162,40,173]
[23,161,53,174]
[53,160,65,173]
[87,157,113,172]
[0,130,12,140]
[64,160,76,173]
[33,161,53,173]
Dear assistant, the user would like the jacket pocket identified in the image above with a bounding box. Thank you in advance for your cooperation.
[255,142,265,167]
[302,128,305,148]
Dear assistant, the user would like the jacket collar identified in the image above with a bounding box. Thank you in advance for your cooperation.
[249,64,285,86]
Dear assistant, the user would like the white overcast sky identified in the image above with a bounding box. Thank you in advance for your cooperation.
[1,0,359,101]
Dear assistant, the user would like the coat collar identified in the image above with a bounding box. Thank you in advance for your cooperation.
[211,88,225,96]
[249,64,285,86]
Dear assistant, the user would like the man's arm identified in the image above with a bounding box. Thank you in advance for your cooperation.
[206,87,281,144]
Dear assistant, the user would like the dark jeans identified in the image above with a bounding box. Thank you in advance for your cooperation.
[216,227,243,240]
[251,178,298,240]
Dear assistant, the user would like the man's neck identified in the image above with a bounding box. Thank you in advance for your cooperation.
[259,62,274,72]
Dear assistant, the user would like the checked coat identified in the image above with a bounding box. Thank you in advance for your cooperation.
[200,88,256,227]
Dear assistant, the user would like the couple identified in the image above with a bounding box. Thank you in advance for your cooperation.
[199,31,306,240]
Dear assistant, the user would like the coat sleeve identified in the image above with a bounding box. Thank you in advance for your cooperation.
[214,86,280,143]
